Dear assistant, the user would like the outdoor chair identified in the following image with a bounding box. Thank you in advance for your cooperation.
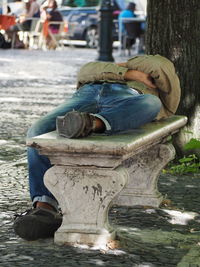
[27,19,43,49]
[122,21,144,56]
[17,18,41,49]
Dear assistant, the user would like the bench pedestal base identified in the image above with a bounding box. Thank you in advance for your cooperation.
[44,166,128,246]
[44,143,174,246]
[114,143,175,207]
[55,230,115,247]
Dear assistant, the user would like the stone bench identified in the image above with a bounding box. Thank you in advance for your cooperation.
[27,115,187,247]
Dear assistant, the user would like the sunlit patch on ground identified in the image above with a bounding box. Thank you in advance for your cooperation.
[163,209,197,225]
[0,97,23,102]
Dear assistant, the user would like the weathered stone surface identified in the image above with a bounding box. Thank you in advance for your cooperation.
[44,165,128,246]
[114,143,175,206]
[27,115,187,159]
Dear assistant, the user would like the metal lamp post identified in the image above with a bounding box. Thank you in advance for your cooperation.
[97,0,114,62]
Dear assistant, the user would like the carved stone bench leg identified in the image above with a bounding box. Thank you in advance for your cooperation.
[44,165,128,246]
[114,143,175,207]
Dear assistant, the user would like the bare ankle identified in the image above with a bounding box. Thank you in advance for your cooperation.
[36,202,55,211]
[93,117,105,133]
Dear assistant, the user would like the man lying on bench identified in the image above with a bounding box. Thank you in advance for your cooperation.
[13,54,181,241]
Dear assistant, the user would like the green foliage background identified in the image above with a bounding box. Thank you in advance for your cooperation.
[165,138,200,175]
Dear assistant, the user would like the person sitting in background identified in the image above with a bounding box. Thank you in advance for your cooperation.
[6,0,40,48]
[41,0,63,49]
[119,2,137,32]
[119,2,145,53]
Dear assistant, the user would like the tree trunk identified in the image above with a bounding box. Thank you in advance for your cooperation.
[145,0,200,148]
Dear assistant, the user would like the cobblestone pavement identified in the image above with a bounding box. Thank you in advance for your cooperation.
[0,48,200,267]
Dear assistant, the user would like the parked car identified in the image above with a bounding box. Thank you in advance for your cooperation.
[59,6,120,48]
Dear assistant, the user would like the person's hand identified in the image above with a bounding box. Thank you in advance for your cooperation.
[19,14,26,23]
[124,69,156,89]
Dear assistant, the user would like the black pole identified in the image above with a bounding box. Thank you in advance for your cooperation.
[97,0,114,62]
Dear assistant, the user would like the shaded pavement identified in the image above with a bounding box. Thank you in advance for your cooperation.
[0,48,200,267]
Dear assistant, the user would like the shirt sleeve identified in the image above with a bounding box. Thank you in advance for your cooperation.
[77,62,128,86]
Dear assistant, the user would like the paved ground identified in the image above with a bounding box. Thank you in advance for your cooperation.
[0,48,200,267]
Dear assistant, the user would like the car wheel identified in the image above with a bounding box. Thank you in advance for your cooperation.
[85,27,98,48]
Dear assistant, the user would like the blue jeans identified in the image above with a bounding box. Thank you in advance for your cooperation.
[27,83,161,209]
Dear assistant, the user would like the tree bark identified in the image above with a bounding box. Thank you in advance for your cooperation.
[145,0,200,146]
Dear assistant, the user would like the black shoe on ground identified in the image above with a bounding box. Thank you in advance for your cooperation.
[13,207,62,241]
[56,111,95,138]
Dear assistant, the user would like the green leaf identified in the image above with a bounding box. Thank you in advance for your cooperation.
[179,155,196,163]
[184,138,200,150]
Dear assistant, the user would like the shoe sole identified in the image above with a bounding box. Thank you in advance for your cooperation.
[57,111,86,138]
[14,215,61,241]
